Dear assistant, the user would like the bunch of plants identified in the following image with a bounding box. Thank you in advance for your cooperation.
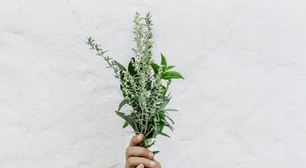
[86,12,184,154]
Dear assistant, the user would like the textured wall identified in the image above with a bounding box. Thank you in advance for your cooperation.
[1,0,306,167]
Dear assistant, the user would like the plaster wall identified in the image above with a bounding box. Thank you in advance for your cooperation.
[1,0,306,167]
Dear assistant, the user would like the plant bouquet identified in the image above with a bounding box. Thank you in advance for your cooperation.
[86,12,183,154]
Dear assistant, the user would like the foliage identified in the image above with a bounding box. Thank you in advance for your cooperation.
[86,12,184,151]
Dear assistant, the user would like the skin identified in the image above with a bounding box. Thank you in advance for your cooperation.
[125,134,162,168]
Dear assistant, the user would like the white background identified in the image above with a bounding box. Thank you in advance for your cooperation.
[1,1,306,167]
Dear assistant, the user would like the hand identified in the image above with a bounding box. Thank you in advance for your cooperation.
[125,134,162,168]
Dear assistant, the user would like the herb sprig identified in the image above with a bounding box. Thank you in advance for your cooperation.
[86,12,184,153]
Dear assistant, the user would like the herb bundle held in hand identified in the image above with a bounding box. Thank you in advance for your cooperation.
[86,12,184,154]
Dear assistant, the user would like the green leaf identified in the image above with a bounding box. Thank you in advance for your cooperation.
[120,84,127,98]
[116,111,135,130]
[116,111,126,118]
[153,122,165,138]
[142,137,151,143]
[161,53,167,72]
[118,99,129,111]
[158,112,166,120]
[114,60,126,71]
[158,96,171,111]
[153,151,160,155]
[165,115,175,124]
[161,85,167,95]
[151,63,160,74]
[166,79,172,90]
[146,140,156,148]
[123,121,129,128]
[161,71,184,80]
[128,57,137,76]
[120,71,124,81]
[159,132,171,138]
[157,121,165,132]
[166,65,175,71]
[163,121,174,131]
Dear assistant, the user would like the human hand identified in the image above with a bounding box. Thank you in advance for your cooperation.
[125,134,162,168]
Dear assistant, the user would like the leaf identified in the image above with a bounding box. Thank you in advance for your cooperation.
[166,65,175,71]
[120,71,125,81]
[114,60,126,71]
[128,57,137,76]
[116,111,135,130]
[151,63,160,74]
[159,132,171,138]
[123,121,129,128]
[168,79,172,85]
[118,99,129,111]
[139,137,149,148]
[158,96,171,111]
[165,115,175,124]
[153,122,164,138]
[163,122,174,131]
[142,136,151,143]
[120,84,127,98]
[166,79,172,90]
[161,71,184,80]
[146,140,156,148]
[153,151,160,155]
[116,111,126,118]
[160,53,167,72]
[157,121,165,132]
[161,85,167,95]
[158,112,166,120]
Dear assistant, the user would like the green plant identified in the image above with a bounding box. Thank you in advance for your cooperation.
[86,12,184,154]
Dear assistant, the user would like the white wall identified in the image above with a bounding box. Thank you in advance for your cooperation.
[1,0,306,167]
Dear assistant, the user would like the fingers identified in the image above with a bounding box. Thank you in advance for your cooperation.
[127,157,157,168]
[155,160,162,168]
[129,134,144,146]
[126,146,154,160]
[136,163,144,168]
[126,134,160,168]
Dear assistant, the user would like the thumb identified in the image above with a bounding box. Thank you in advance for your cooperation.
[129,134,144,146]
[137,163,144,168]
